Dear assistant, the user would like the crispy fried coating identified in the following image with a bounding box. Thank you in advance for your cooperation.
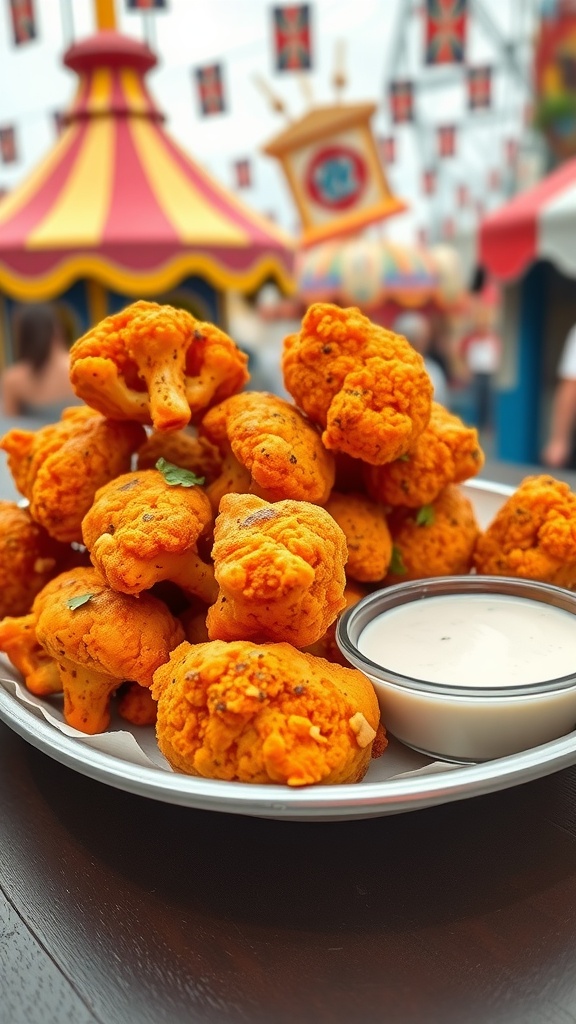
[282,303,433,465]
[82,469,217,604]
[386,485,480,583]
[136,429,223,484]
[200,391,335,512]
[0,407,145,543]
[116,682,158,727]
[152,639,385,786]
[305,581,369,665]
[34,567,184,733]
[324,491,392,582]
[69,300,249,432]
[364,403,484,508]
[0,501,77,617]
[207,492,347,647]
[0,613,61,696]
[473,475,576,587]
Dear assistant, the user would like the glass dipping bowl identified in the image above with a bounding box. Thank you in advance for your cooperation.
[336,575,576,763]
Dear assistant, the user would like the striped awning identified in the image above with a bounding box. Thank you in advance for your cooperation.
[0,31,295,301]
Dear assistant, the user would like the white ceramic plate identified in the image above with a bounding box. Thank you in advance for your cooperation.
[3,478,575,822]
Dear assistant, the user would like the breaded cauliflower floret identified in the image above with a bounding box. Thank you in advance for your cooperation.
[324,491,392,582]
[200,391,335,512]
[0,501,78,617]
[116,681,158,727]
[69,300,249,432]
[34,567,184,733]
[82,469,217,604]
[282,303,433,465]
[0,406,145,543]
[0,612,61,696]
[386,485,480,583]
[364,403,484,508]
[473,475,576,587]
[304,581,369,665]
[207,492,347,647]
[152,639,386,786]
[136,429,223,484]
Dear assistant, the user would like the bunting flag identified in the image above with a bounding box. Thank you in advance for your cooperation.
[437,124,456,157]
[424,0,467,65]
[272,4,313,71]
[0,126,17,164]
[467,66,492,110]
[377,136,396,165]
[505,138,519,166]
[195,64,226,116]
[8,0,37,45]
[457,184,469,207]
[389,80,414,124]
[127,0,168,7]
[234,158,252,189]
[423,169,436,195]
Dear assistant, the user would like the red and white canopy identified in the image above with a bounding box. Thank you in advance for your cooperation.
[479,157,576,282]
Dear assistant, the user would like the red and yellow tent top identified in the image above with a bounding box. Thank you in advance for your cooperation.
[0,31,295,302]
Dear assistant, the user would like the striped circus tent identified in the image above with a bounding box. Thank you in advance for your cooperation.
[0,31,295,304]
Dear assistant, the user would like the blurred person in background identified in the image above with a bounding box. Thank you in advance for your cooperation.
[459,273,502,432]
[541,322,576,469]
[392,311,449,407]
[1,304,78,422]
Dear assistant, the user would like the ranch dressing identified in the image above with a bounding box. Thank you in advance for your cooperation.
[357,593,576,687]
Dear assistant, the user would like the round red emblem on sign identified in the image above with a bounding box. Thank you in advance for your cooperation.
[305,144,368,211]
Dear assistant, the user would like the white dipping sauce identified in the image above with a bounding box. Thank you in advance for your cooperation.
[358,593,576,687]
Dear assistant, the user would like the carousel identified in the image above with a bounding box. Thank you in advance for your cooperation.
[0,17,294,362]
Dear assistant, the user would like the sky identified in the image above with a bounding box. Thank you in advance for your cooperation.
[0,0,541,244]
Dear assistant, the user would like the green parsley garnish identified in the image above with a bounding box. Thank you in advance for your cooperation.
[67,593,94,611]
[390,545,407,576]
[155,458,205,488]
[415,504,435,527]
[397,453,411,462]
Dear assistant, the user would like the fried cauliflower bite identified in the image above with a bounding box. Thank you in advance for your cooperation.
[136,429,223,484]
[386,485,480,583]
[207,492,347,647]
[282,303,433,465]
[364,403,485,509]
[0,501,78,618]
[116,681,158,727]
[152,640,385,786]
[69,300,249,432]
[324,491,392,582]
[304,581,368,665]
[81,469,217,605]
[34,567,184,734]
[0,407,145,543]
[473,475,576,587]
[0,613,61,696]
[200,391,336,512]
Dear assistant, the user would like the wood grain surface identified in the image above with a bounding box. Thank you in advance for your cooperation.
[3,721,576,1024]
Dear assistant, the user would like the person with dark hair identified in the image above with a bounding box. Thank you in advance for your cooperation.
[1,304,79,422]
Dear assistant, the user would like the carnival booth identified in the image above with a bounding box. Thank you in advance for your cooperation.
[479,155,576,463]
[0,29,294,363]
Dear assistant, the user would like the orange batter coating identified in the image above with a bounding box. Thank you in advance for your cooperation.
[152,639,386,786]
[207,492,347,647]
[304,580,369,665]
[282,303,433,465]
[69,300,249,432]
[386,485,480,583]
[0,613,61,697]
[82,469,217,605]
[364,403,484,508]
[0,501,78,617]
[136,429,223,484]
[116,682,158,727]
[473,475,576,587]
[34,567,184,734]
[199,390,335,512]
[324,491,393,582]
[0,406,145,543]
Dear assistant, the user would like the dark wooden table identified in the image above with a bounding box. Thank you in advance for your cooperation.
[3,459,576,1024]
